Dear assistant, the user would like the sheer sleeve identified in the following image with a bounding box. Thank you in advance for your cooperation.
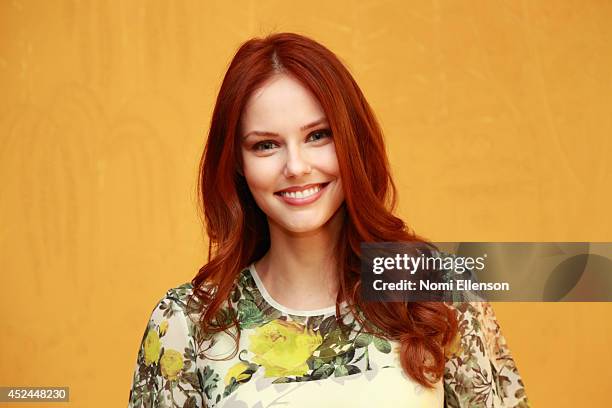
[128,286,205,408]
[443,301,529,408]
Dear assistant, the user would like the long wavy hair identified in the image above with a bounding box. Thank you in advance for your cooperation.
[190,32,457,388]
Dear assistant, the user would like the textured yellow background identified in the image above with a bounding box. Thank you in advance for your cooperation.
[1,1,611,407]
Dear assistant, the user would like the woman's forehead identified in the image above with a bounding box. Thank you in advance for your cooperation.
[241,75,326,132]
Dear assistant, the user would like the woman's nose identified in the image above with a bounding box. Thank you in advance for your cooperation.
[283,145,312,177]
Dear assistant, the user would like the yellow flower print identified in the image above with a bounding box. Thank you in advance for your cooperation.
[445,331,462,359]
[160,349,184,381]
[249,319,322,377]
[224,361,250,385]
[144,329,161,366]
[159,320,169,337]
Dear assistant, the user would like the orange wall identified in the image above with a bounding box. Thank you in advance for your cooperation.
[1,1,611,407]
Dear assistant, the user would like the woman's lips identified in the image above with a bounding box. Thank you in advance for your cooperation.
[274,182,330,206]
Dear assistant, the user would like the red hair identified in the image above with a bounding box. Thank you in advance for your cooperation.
[191,32,457,388]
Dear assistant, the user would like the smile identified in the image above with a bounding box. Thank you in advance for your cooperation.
[274,182,330,206]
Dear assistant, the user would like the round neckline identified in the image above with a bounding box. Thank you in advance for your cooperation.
[248,262,338,317]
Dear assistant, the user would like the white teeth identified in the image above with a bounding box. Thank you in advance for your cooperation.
[280,184,322,199]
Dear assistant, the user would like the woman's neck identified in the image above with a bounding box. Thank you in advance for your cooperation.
[255,207,345,311]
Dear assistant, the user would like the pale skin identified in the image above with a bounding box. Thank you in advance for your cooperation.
[240,73,346,311]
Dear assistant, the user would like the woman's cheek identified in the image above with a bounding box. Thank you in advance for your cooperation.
[244,156,282,193]
[317,145,340,174]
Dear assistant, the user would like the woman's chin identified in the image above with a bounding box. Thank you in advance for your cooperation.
[282,222,324,235]
[270,217,327,235]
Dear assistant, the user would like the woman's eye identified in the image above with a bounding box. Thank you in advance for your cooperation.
[253,141,278,151]
[308,129,332,142]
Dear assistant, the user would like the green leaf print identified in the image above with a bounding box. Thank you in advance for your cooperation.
[200,366,219,400]
[223,378,240,397]
[307,315,325,331]
[231,286,241,303]
[353,333,373,348]
[373,337,392,354]
[315,347,336,360]
[215,307,237,326]
[260,305,283,321]
[333,355,346,366]
[333,347,355,366]
[289,314,307,325]
[346,365,361,375]
[319,315,339,335]
[334,365,349,377]
[237,299,265,329]
[311,364,334,380]
[444,381,461,407]
[243,288,254,301]
[311,357,325,370]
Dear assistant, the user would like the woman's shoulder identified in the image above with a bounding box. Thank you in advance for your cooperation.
[143,282,197,333]
[159,281,195,308]
[154,265,251,323]
[152,282,195,313]
[143,280,218,346]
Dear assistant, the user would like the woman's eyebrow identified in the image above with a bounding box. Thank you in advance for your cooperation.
[241,117,328,140]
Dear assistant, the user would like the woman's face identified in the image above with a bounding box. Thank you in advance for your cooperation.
[240,74,344,235]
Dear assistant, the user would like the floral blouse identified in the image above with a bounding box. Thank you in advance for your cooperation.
[127,263,529,407]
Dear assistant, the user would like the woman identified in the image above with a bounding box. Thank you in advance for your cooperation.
[128,32,529,408]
